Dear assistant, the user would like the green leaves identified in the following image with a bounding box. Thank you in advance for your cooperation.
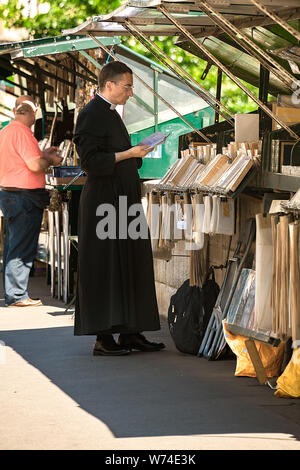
[0,0,120,38]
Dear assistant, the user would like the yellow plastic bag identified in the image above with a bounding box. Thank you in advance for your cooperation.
[223,321,284,378]
[275,348,300,398]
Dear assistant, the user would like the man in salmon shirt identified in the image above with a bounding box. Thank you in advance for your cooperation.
[0,95,62,307]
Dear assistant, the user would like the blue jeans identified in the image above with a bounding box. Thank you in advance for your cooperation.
[0,191,43,306]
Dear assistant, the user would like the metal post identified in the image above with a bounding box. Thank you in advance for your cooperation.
[197,0,295,91]
[88,33,212,143]
[259,64,270,132]
[36,65,46,114]
[54,210,61,300]
[215,68,222,124]
[48,210,55,298]
[157,4,299,140]
[251,0,300,43]
[153,68,159,133]
[62,202,69,304]
[124,19,234,124]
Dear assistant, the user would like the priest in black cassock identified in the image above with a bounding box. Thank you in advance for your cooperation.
[73,61,164,356]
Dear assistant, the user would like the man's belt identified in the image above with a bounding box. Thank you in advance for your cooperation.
[1,187,22,192]
[0,187,44,192]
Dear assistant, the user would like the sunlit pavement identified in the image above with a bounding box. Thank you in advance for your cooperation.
[1,275,300,450]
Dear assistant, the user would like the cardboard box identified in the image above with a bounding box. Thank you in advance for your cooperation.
[272,103,300,130]
[235,114,259,143]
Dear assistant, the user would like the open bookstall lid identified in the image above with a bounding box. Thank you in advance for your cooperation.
[63,1,300,38]
[62,0,300,96]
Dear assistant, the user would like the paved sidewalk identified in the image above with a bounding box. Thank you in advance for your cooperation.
[1,275,300,450]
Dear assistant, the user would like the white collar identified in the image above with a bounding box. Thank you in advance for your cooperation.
[96,92,117,110]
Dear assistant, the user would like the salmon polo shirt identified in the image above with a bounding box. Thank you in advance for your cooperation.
[0,120,45,189]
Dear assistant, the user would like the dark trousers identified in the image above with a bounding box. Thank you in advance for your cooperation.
[0,191,43,306]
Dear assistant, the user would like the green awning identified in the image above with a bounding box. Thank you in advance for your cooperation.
[0,35,120,59]
[0,32,211,134]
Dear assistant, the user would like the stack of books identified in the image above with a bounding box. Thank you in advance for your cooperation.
[157,141,261,195]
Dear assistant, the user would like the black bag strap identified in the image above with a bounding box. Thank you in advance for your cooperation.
[204,266,215,284]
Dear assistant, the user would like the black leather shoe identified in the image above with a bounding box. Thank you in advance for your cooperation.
[118,333,165,352]
[93,339,130,356]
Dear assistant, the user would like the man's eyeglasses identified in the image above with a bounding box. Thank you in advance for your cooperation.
[111,81,134,91]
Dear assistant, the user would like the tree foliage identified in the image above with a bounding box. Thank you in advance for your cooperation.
[0,0,120,38]
[0,0,258,113]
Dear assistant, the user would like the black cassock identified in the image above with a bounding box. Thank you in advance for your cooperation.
[73,94,160,335]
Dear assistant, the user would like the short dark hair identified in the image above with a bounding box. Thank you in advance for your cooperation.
[98,61,132,91]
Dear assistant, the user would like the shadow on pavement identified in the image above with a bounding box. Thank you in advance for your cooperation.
[1,323,300,440]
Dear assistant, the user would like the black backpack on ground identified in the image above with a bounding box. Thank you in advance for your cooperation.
[167,271,220,355]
